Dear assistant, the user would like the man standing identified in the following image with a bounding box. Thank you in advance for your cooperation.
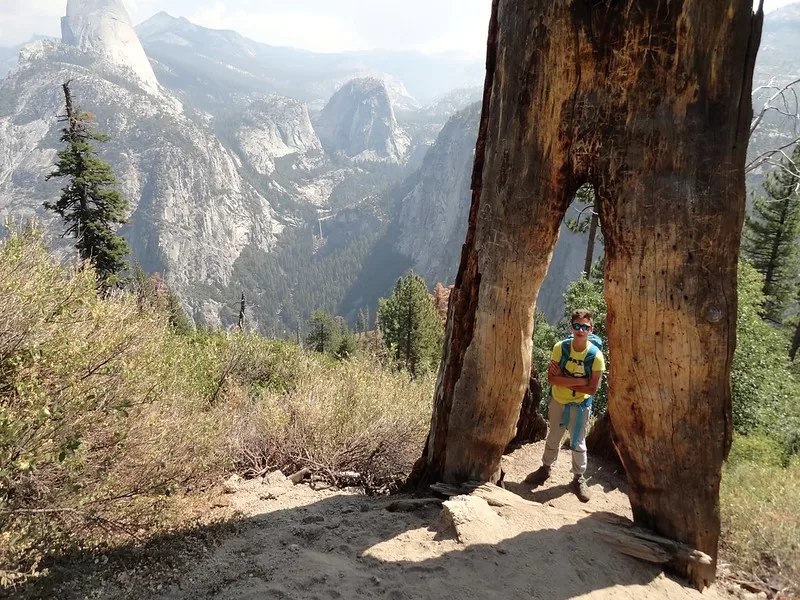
[525,309,605,502]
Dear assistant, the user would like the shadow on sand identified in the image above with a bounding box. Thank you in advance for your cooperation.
[7,459,701,600]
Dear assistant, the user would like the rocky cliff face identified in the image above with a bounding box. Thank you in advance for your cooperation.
[395,102,479,283]
[0,1,423,332]
[392,101,591,322]
[0,32,281,325]
[234,95,323,176]
[229,95,358,208]
[62,0,160,94]
[314,78,410,163]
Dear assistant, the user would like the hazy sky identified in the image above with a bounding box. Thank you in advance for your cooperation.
[0,0,797,54]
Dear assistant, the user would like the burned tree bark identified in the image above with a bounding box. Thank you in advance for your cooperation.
[408,0,761,590]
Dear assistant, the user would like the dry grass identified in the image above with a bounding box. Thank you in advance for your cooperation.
[228,355,433,491]
[720,436,800,594]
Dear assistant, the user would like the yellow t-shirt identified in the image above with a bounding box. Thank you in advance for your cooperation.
[550,341,606,405]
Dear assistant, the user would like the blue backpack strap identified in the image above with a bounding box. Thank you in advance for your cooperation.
[570,398,593,451]
[560,403,572,429]
[559,339,572,373]
[584,343,598,376]
[583,344,598,407]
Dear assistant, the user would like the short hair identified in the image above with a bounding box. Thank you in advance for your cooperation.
[571,309,593,324]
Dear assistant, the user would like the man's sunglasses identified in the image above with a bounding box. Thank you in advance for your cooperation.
[571,323,592,332]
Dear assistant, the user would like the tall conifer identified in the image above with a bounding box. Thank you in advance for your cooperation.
[378,272,443,377]
[45,81,130,286]
[742,144,800,323]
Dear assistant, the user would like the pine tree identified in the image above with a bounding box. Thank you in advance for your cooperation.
[45,82,130,287]
[742,144,800,323]
[166,290,194,335]
[305,310,340,354]
[378,272,444,377]
[334,323,358,360]
[130,263,194,334]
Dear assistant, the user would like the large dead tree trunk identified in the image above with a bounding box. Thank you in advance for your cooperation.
[408,0,761,590]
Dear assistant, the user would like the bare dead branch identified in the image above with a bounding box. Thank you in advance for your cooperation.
[750,76,800,138]
[745,137,800,174]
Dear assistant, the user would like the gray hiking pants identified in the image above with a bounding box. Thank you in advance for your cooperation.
[542,396,589,476]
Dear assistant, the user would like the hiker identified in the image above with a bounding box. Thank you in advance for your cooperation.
[525,308,605,502]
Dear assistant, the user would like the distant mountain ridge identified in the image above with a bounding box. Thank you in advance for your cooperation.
[748,2,800,175]
[134,11,480,107]
[0,0,436,332]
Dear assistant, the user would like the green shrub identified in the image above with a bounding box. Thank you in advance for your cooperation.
[726,433,788,468]
[0,229,228,585]
[732,262,789,434]
[721,437,800,592]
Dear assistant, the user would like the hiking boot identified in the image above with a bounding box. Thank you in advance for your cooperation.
[570,475,591,502]
[524,465,551,486]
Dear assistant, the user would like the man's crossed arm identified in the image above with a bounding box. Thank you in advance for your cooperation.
[547,361,602,396]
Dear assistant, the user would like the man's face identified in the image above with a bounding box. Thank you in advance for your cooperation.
[571,317,593,339]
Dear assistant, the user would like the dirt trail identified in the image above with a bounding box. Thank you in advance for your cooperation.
[22,442,747,600]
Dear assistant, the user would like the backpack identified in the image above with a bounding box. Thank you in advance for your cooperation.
[559,333,603,386]
[558,334,603,450]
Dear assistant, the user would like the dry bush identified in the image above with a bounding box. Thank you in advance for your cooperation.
[0,230,229,586]
[228,355,434,492]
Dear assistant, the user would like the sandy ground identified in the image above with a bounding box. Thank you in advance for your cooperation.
[14,442,752,600]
